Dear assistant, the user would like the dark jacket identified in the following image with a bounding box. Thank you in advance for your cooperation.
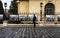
[33,15,36,23]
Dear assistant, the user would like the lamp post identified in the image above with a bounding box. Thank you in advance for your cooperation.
[40,2,43,21]
[4,3,7,20]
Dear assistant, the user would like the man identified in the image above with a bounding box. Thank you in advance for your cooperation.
[33,14,36,28]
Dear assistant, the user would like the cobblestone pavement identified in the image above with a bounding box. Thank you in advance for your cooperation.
[0,27,60,38]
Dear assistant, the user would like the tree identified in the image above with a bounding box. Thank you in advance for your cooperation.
[0,0,4,14]
[9,0,18,14]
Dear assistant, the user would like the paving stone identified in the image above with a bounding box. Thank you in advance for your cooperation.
[0,27,60,38]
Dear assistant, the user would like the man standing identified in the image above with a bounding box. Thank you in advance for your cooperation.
[33,14,36,28]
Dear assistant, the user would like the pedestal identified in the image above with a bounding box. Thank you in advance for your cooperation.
[39,21,44,26]
[3,21,8,27]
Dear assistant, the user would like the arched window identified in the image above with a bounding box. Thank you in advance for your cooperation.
[44,3,55,16]
[44,3,55,21]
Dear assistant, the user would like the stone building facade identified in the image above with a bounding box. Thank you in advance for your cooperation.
[17,0,60,24]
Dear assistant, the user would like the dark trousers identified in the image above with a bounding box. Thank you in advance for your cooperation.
[33,22,36,28]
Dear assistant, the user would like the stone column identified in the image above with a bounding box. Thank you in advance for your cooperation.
[16,0,20,14]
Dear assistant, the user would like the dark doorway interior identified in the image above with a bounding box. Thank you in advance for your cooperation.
[44,3,55,16]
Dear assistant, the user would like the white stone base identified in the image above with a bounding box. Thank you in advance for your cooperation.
[3,21,8,27]
[39,24,44,26]
[39,21,44,26]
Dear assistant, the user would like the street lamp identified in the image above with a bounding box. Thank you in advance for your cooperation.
[40,2,43,21]
[4,3,7,20]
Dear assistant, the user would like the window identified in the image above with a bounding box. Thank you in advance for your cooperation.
[45,3,55,15]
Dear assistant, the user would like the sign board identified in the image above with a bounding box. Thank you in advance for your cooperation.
[0,14,3,21]
[19,15,27,21]
[58,15,60,21]
[46,15,54,21]
[29,14,37,21]
[9,15,18,22]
